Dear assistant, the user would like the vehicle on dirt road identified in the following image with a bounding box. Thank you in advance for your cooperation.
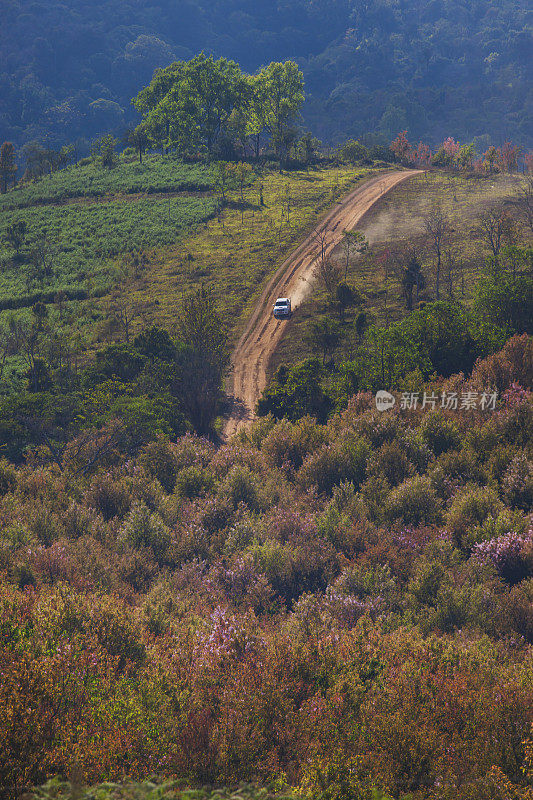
[273,297,291,318]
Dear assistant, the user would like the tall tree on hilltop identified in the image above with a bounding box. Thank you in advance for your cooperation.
[255,61,305,164]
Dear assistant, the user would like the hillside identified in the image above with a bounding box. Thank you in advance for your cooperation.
[2,335,533,798]
[1,0,532,149]
[0,148,378,453]
[271,169,533,374]
[0,94,533,797]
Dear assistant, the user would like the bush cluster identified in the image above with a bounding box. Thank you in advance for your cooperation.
[0,346,532,798]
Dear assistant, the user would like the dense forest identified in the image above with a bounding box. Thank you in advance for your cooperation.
[1,0,532,150]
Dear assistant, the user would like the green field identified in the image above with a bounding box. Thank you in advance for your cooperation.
[0,195,218,302]
[0,155,216,210]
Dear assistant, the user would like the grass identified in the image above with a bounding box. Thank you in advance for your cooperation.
[0,154,216,210]
[124,165,375,341]
[0,156,378,387]
[270,170,531,373]
[0,195,218,301]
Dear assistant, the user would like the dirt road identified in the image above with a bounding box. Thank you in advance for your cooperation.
[223,169,420,438]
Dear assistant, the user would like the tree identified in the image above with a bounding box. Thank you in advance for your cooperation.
[127,125,150,163]
[0,142,16,193]
[336,282,360,322]
[341,230,368,281]
[393,250,425,310]
[336,139,369,164]
[30,233,58,281]
[479,206,518,266]
[135,54,245,158]
[91,134,118,169]
[181,54,245,158]
[256,61,305,164]
[424,206,450,299]
[296,132,322,167]
[4,221,27,256]
[355,310,369,342]
[232,161,253,207]
[390,131,412,163]
[518,176,533,233]
[306,316,341,363]
[173,286,228,434]
[256,358,330,422]
[474,274,533,335]
[456,143,476,171]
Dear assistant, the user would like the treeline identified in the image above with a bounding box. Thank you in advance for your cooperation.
[390,131,533,174]
[1,0,532,151]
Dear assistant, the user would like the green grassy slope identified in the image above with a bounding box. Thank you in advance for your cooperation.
[0,153,377,389]
[0,156,216,210]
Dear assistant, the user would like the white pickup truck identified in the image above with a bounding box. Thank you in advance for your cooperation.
[273,297,292,319]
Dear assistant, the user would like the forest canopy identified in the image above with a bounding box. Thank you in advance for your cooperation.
[0,0,531,150]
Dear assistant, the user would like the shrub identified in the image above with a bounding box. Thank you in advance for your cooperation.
[488,444,519,482]
[86,474,132,520]
[0,458,16,495]
[505,579,533,643]
[139,437,178,493]
[384,475,442,525]
[62,501,99,540]
[119,501,172,563]
[437,447,487,485]
[220,465,262,512]
[447,484,504,549]
[175,465,214,499]
[501,454,533,510]
[30,508,60,546]
[419,412,461,456]
[298,437,369,495]
[369,440,414,486]
[471,333,533,391]
[262,416,327,473]
[473,528,533,585]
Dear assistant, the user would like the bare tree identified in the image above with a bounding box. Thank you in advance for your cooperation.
[109,294,137,342]
[445,245,459,297]
[341,229,368,281]
[479,205,518,264]
[424,206,450,300]
[30,233,58,281]
[312,227,341,300]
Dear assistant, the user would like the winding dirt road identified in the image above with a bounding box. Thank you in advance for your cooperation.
[223,169,420,438]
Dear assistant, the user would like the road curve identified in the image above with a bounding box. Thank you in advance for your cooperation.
[223,169,421,438]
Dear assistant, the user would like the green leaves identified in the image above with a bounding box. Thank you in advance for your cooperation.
[132,55,305,160]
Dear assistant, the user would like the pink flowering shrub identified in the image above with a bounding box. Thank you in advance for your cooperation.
[501,454,533,510]
[473,527,533,585]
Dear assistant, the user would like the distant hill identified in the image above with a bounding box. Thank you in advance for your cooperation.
[1,0,532,150]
